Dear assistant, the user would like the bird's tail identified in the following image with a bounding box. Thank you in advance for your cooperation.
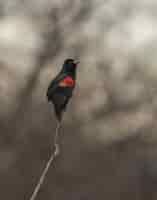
[54,107,63,122]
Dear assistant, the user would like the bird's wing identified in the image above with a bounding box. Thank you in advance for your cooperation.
[46,73,67,99]
[59,76,75,87]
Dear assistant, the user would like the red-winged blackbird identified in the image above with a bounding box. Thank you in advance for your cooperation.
[47,58,79,122]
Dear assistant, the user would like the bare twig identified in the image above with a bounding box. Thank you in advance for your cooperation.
[29,121,61,200]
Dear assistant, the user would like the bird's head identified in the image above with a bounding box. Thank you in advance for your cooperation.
[62,58,79,73]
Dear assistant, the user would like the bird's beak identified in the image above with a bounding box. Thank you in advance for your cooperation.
[74,60,80,65]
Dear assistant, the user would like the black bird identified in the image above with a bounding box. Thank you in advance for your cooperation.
[47,58,79,122]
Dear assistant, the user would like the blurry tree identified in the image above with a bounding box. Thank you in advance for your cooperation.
[0,0,157,200]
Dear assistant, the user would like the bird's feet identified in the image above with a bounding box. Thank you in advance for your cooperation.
[54,143,60,156]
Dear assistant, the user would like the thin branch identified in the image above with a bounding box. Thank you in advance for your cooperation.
[29,121,61,200]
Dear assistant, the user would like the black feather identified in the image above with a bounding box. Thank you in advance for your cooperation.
[47,59,78,121]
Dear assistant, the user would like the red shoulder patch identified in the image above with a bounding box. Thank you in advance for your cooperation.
[59,76,75,87]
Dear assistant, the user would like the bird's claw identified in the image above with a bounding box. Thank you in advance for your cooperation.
[54,143,60,156]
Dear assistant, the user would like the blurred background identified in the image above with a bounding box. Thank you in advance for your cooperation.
[0,0,157,199]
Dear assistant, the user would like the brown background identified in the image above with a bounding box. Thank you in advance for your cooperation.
[0,0,157,199]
